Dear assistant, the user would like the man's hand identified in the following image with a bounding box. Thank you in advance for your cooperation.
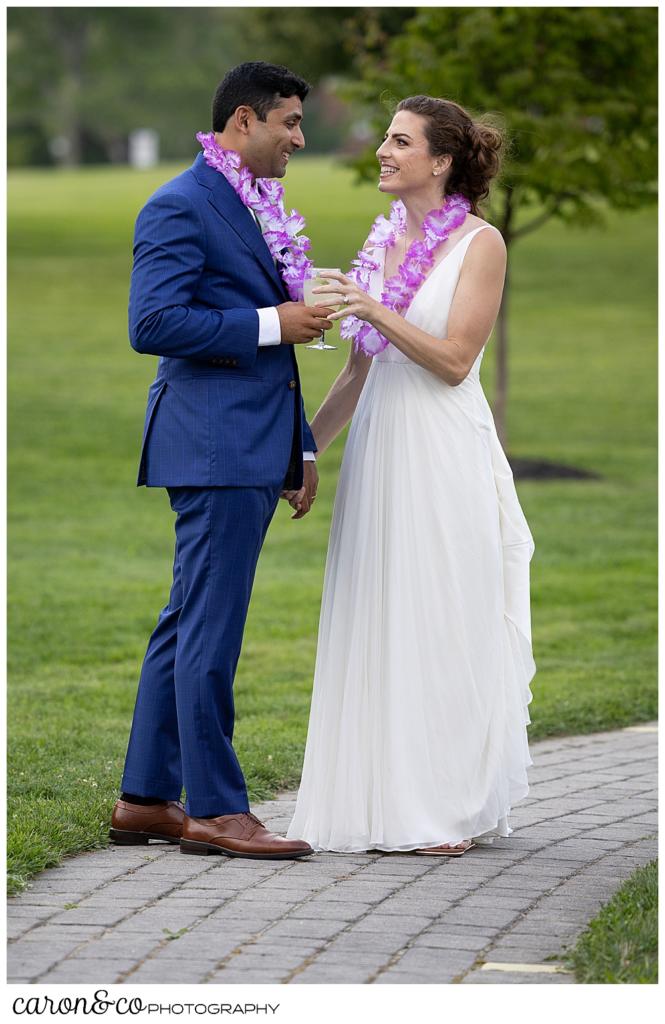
[276,302,335,344]
[292,460,318,519]
[281,460,319,519]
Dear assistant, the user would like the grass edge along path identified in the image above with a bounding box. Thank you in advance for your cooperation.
[565,859,658,983]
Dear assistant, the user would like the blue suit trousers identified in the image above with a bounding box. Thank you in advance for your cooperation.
[121,485,281,816]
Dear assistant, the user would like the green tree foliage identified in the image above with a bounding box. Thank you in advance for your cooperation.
[347,6,657,445]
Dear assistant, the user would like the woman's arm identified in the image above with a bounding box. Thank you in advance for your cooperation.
[326,228,507,387]
[310,345,373,455]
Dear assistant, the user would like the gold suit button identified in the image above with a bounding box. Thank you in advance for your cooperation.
[288,380,297,390]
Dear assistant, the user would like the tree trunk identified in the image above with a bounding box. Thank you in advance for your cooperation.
[47,11,89,167]
[56,73,83,167]
[494,190,514,449]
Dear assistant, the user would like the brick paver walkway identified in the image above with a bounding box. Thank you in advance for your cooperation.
[7,723,657,985]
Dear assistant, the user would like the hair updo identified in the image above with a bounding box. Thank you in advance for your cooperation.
[396,95,503,214]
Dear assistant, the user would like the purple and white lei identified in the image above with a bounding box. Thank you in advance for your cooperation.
[341,194,471,356]
[197,132,312,301]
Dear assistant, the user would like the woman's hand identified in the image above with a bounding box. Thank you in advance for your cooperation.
[313,271,382,325]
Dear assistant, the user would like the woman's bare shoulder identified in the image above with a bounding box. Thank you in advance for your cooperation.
[468,217,506,256]
[459,221,507,282]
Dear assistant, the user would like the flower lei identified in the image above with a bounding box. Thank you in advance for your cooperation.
[340,194,471,356]
[196,132,312,300]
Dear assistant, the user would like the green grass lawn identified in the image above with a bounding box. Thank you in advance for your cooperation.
[566,861,658,983]
[8,158,656,893]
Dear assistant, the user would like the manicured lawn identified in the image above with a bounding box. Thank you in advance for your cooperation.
[566,860,658,983]
[7,158,656,893]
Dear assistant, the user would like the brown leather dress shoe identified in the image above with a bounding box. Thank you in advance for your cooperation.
[109,799,185,845]
[180,812,314,860]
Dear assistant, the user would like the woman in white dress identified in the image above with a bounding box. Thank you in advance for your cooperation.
[287,96,535,855]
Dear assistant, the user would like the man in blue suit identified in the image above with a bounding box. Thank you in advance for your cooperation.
[110,63,333,859]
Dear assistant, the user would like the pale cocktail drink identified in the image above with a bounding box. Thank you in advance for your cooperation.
[304,268,343,350]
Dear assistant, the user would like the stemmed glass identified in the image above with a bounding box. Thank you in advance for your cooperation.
[303,268,343,350]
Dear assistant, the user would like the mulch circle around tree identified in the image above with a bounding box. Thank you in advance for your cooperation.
[509,458,600,481]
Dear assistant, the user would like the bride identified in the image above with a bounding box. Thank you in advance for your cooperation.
[286,95,535,855]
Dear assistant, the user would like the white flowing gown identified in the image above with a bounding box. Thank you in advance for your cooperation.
[287,224,536,852]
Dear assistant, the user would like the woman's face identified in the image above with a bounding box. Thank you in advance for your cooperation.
[376,110,448,196]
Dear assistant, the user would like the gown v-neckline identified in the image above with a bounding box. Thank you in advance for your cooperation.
[379,224,489,316]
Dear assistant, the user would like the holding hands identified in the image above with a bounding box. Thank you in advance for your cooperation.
[281,461,319,520]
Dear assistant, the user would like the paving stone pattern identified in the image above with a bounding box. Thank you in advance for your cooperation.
[7,724,657,985]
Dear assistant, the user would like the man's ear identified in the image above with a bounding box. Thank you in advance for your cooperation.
[233,105,255,135]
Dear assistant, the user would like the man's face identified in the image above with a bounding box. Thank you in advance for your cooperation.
[245,96,305,178]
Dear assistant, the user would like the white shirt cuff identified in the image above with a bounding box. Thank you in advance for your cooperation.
[257,307,281,346]
[303,451,316,461]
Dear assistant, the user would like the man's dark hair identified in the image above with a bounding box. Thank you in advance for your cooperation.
[212,62,310,132]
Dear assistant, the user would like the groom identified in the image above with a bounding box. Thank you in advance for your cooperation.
[110,62,333,859]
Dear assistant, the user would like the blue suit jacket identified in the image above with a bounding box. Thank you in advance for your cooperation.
[129,152,316,490]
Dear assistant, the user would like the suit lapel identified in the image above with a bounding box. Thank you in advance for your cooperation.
[191,153,287,298]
